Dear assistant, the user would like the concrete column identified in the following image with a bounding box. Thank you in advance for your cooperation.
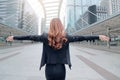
[91,32,94,35]
[9,32,12,46]
[74,0,76,27]
[91,32,94,45]
[0,30,1,36]
[107,27,110,48]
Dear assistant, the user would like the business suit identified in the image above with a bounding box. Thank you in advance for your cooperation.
[13,33,99,80]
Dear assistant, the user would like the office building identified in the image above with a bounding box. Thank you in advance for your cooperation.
[75,5,108,30]
[100,0,120,15]
[22,0,39,35]
[66,0,101,33]
[0,0,23,28]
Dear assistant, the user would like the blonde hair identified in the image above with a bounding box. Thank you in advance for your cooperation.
[48,18,67,50]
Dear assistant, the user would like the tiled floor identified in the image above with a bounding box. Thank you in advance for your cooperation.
[0,44,120,80]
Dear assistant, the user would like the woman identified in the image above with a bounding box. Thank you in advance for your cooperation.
[6,18,109,80]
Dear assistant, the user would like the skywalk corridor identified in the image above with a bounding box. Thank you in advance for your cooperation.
[0,0,120,80]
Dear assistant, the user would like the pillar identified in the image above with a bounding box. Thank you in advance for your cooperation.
[107,27,110,48]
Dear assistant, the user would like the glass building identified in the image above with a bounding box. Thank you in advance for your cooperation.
[22,0,39,35]
[0,0,23,28]
[66,0,101,33]
[0,0,39,35]
[0,0,7,23]
[100,0,120,15]
[75,5,108,30]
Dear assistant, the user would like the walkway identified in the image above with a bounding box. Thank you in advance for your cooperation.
[0,43,120,80]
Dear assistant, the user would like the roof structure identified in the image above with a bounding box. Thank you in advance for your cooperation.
[0,23,28,36]
[39,0,63,26]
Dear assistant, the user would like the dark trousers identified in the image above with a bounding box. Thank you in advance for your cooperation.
[45,64,66,80]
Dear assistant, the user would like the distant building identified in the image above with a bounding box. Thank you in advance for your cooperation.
[0,0,39,35]
[22,0,39,35]
[66,0,101,33]
[100,0,120,15]
[75,11,89,30]
[0,0,23,28]
[96,6,108,20]
[75,5,108,29]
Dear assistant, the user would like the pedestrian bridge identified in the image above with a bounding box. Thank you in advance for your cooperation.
[0,0,120,79]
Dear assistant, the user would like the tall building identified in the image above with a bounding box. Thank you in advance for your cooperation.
[66,0,101,33]
[0,0,39,35]
[0,0,7,23]
[66,0,85,29]
[75,5,108,30]
[0,0,23,28]
[96,6,108,21]
[100,0,120,15]
[22,0,39,35]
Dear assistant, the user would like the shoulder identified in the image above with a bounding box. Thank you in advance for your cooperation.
[41,33,48,37]
[65,33,72,38]
[40,33,48,42]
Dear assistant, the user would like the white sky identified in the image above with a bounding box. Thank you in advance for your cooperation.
[26,0,44,34]
[26,0,44,18]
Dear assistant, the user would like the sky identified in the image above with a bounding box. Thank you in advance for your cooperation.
[26,0,44,34]
[26,0,44,18]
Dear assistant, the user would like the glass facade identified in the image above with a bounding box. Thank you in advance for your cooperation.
[23,0,39,35]
[111,0,120,14]
[0,0,39,35]
[101,0,120,15]
[0,0,23,28]
[66,0,101,33]
[0,0,8,23]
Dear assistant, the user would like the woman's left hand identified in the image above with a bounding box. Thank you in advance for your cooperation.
[99,35,110,41]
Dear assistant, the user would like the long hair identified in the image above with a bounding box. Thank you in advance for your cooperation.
[48,18,67,50]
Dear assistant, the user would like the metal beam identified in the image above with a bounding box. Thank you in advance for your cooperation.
[39,0,46,22]
[58,0,63,17]
[43,1,59,4]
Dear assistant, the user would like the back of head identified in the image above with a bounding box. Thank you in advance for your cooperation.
[48,18,67,50]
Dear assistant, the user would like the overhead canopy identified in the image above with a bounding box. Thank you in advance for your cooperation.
[39,0,63,26]
[0,23,28,36]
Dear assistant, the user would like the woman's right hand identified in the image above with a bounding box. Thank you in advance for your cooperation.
[99,35,110,41]
[6,36,14,42]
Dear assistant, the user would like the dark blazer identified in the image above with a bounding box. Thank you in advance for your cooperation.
[13,33,99,70]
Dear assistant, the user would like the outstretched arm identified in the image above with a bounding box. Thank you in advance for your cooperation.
[6,35,45,42]
[67,35,109,42]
